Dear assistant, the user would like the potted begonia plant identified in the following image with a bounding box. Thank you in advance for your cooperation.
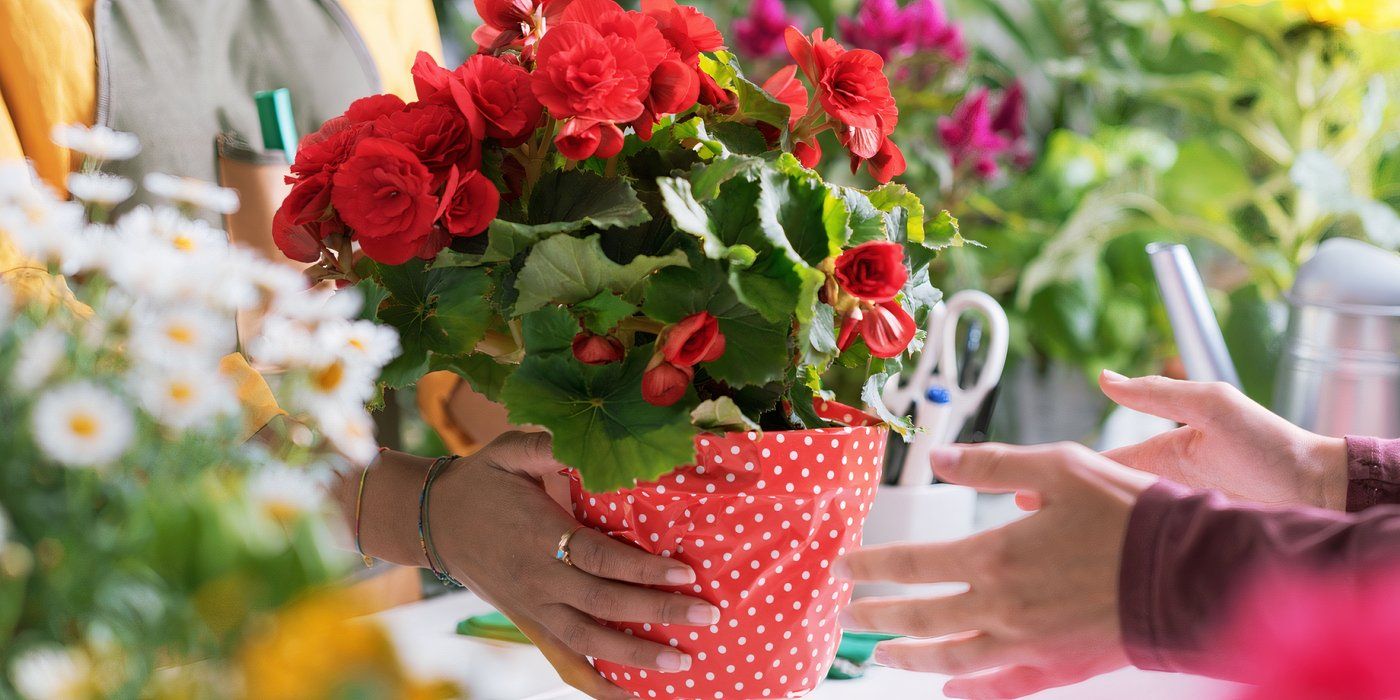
[274,1,958,695]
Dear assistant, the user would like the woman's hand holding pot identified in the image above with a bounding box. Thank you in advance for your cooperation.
[350,433,720,700]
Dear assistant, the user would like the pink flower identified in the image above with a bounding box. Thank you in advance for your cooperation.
[1218,567,1400,699]
[905,0,966,63]
[839,0,966,64]
[937,88,1009,180]
[733,0,799,58]
[839,0,910,61]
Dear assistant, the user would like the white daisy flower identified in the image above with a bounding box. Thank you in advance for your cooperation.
[131,362,237,430]
[118,205,229,257]
[31,382,135,468]
[271,285,363,325]
[65,172,134,207]
[246,316,330,368]
[321,319,400,369]
[50,124,141,161]
[0,162,46,204]
[294,356,377,408]
[11,324,68,393]
[143,173,239,214]
[247,464,329,523]
[0,278,14,328]
[10,645,90,700]
[129,306,235,365]
[309,404,379,466]
[0,198,86,265]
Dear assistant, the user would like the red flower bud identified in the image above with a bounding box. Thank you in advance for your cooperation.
[861,300,916,358]
[642,355,694,406]
[834,240,907,302]
[660,311,725,367]
[571,332,625,365]
[835,300,916,358]
[794,138,823,169]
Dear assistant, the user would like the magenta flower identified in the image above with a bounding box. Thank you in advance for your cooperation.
[906,0,967,63]
[838,0,910,60]
[937,88,1009,179]
[991,81,1032,168]
[734,0,800,58]
[1218,567,1400,699]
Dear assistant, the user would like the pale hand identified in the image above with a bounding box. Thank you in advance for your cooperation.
[1097,371,1347,509]
[837,442,1156,699]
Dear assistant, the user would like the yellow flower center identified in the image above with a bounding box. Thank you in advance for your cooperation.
[172,235,195,252]
[348,338,366,352]
[314,362,345,393]
[166,324,195,345]
[69,412,99,438]
[168,381,195,403]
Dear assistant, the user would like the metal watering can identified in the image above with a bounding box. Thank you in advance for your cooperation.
[1149,239,1400,439]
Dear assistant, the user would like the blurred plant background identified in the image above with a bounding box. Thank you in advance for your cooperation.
[0,136,449,698]
[436,0,1399,442]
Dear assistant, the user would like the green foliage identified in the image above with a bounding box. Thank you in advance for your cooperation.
[501,346,699,491]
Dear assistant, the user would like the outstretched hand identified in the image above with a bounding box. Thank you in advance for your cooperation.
[1098,371,1346,509]
[837,442,1155,699]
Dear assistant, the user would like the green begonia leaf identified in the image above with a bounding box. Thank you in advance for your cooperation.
[700,52,790,130]
[862,368,915,439]
[758,167,850,267]
[709,122,769,156]
[373,260,494,387]
[575,291,638,334]
[691,396,763,434]
[797,301,839,368]
[475,170,651,263]
[432,353,515,403]
[837,187,888,245]
[518,304,577,357]
[500,348,698,491]
[514,234,689,313]
[643,259,791,387]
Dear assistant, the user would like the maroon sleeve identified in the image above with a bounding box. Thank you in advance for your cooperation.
[1119,479,1400,675]
[1346,436,1400,512]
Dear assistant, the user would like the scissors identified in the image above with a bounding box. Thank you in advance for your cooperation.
[880,290,1008,486]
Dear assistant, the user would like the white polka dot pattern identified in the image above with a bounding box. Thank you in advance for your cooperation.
[569,401,887,699]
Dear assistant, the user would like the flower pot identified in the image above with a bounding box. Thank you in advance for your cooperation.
[569,401,886,699]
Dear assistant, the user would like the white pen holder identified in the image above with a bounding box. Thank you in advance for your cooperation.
[855,483,978,599]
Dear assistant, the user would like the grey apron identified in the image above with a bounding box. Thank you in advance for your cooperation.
[94,0,382,208]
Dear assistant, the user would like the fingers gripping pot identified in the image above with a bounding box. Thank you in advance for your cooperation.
[569,401,886,699]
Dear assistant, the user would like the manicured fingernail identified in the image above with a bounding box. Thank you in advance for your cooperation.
[687,603,721,625]
[832,558,853,580]
[1101,369,1128,383]
[929,446,961,477]
[872,644,892,666]
[666,566,696,585]
[658,651,691,672]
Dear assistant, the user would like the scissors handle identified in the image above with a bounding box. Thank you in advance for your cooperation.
[939,290,1009,404]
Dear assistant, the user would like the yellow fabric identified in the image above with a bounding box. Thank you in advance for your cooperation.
[338,0,444,98]
[0,0,97,195]
[0,0,441,439]
[220,353,289,437]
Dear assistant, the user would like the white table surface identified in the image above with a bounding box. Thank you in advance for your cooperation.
[372,590,1234,700]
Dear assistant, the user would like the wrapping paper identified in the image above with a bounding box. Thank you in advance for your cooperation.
[569,401,887,699]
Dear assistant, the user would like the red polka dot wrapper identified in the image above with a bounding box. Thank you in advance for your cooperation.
[569,401,887,699]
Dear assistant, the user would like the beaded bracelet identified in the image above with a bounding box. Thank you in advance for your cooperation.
[418,455,466,588]
[353,463,373,568]
[354,447,390,568]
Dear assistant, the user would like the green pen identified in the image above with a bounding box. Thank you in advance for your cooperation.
[254,88,299,164]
